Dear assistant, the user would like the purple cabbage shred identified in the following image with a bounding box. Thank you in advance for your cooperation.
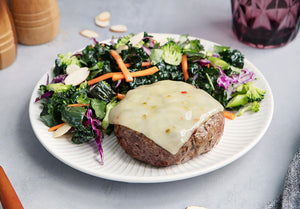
[193,58,211,66]
[193,73,199,81]
[46,74,50,85]
[212,63,256,98]
[71,52,83,57]
[92,37,98,45]
[86,108,104,165]
[142,37,155,48]
[51,74,67,83]
[238,68,256,84]
[115,79,122,88]
[110,37,115,47]
[35,91,53,102]
[141,46,151,55]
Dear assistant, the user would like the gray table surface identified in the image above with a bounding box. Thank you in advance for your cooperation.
[1,0,300,208]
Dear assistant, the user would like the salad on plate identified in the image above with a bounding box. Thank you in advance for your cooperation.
[34,32,266,164]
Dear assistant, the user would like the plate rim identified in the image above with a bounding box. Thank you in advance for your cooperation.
[29,33,274,183]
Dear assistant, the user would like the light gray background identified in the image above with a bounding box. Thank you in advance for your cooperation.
[1,0,300,208]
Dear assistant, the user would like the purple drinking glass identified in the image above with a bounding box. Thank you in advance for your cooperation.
[231,0,300,48]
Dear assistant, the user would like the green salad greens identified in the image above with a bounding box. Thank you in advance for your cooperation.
[35,32,266,164]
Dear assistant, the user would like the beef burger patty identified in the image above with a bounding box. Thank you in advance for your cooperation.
[114,111,224,167]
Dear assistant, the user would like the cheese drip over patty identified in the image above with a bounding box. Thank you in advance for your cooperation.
[109,80,224,154]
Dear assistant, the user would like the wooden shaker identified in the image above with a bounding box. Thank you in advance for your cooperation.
[8,0,60,45]
[0,0,17,69]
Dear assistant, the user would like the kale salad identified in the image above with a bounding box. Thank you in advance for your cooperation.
[35,32,266,164]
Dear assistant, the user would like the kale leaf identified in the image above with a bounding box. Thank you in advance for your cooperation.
[218,49,244,69]
[89,81,116,103]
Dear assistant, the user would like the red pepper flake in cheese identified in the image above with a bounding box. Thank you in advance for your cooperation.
[181,91,188,94]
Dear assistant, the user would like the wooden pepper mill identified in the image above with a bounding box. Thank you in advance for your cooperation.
[8,0,60,45]
[0,0,17,69]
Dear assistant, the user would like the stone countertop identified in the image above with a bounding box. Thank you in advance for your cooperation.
[0,0,299,208]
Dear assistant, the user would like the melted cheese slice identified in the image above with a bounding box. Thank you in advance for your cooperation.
[109,80,224,154]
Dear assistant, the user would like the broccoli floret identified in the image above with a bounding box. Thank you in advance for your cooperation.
[114,33,134,49]
[54,52,81,76]
[237,101,260,116]
[58,52,80,67]
[226,81,266,109]
[179,34,189,44]
[46,83,72,93]
[183,40,204,53]
[238,82,266,102]
[226,94,248,108]
[102,99,118,130]
[160,41,183,66]
[178,35,205,57]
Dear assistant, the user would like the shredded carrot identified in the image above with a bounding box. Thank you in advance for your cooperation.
[223,111,235,120]
[112,66,159,81]
[124,61,152,68]
[111,73,129,81]
[48,122,66,132]
[67,103,90,107]
[87,62,155,85]
[124,63,131,68]
[117,93,125,100]
[87,73,114,85]
[182,54,188,81]
[110,50,133,82]
[141,61,152,67]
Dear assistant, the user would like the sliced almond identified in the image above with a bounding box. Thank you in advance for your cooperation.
[96,11,111,22]
[116,44,128,53]
[110,24,128,33]
[66,64,81,75]
[64,67,90,86]
[95,19,110,28]
[80,29,99,38]
[152,36,168,46]
[53,123,72,138]
[129,32,144,46]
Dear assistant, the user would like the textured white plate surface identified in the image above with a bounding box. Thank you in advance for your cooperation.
[29,34,274,183]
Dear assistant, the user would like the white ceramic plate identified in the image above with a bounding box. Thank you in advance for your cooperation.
[29,33,274,183]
